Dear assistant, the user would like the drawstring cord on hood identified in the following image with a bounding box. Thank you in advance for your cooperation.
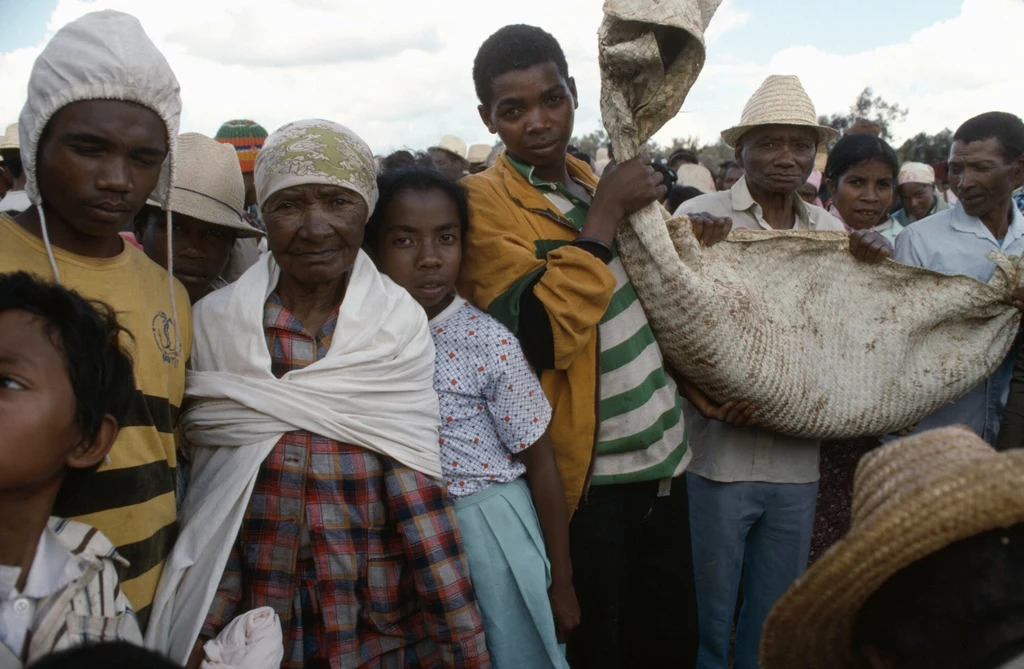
[36,204,62,283]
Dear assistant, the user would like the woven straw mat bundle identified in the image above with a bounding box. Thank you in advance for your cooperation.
[598,0,1024,439]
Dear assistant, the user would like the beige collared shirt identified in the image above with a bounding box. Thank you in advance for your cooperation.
[674,175,845,233]
[673,176,845,484]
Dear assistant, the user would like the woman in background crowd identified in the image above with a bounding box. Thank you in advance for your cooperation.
[892,162,949,226]
[824,134,903,241]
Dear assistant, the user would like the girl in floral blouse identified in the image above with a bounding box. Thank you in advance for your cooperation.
[366,167,579,668]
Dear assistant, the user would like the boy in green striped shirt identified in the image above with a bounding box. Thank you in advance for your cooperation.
[458,24,739,669]
[503,153,690,485]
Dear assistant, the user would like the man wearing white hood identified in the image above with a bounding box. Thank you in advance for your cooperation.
[0,10,191,631]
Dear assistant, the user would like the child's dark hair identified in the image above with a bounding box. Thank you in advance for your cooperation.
[665,185,704,214]
[365,166,470,252]
[953,111,1024,163]
[0,272,135,442]
[27,642,182,668]
[824,134,899,185]
[473,24,570,108]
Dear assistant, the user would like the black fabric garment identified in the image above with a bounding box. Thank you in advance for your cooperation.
[566,476,699,669]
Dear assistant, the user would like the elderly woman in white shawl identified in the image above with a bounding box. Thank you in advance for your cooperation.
[147,120,490,669]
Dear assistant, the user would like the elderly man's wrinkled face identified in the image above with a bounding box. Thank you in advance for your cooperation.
[736,125,817,196]
[263,184,368,287]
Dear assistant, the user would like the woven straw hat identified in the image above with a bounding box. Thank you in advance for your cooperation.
[760,426,1024,669]
[721,75,838,148]
[149,132,261,237]
[0,123,17,150]
[430,134,467,159]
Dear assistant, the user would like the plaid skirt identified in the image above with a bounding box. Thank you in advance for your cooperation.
[288,557,435,669]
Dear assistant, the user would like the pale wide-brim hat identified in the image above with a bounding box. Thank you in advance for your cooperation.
[759,426,1024,669]
[467,143,491,165]
[430,134,467,160]
[0,123,18,150]
[721,75,839,149]
[148,132,261,237]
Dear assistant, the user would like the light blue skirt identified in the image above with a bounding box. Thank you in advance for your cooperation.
[454,478,570,669]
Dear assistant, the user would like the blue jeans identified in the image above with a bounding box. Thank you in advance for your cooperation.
[686,473,818,669]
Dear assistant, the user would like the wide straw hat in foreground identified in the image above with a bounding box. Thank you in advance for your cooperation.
[150,132,261,237]
[721,74,839,148]
[759,426,1024,669]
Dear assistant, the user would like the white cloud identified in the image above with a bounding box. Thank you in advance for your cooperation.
[0,0,1021,157]
[704,0,751,43]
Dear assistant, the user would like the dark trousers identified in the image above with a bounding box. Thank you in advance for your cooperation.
[566,475,698,669]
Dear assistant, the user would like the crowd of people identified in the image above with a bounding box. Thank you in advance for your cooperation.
[1,10,1023,669]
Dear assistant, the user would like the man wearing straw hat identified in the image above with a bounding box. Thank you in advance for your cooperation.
[760,425,1024,669]
[429,134,469,181]
[673,74,894,669]
[134,132,264,305]
[467,143,491,174]
[0,123,29,215]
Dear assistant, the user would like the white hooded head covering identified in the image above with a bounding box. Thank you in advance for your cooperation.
[19,10,181,207]
[18,9,183,348]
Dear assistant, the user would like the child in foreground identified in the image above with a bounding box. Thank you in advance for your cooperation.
[0,272,141,666]
[366,167,580,668]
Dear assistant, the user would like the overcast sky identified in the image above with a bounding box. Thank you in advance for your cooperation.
[1,0,1022,156]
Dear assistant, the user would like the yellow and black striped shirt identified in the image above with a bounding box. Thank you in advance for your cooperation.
[0,214,191,631]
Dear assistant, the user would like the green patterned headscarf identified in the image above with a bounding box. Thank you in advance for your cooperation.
[254,119,378,219]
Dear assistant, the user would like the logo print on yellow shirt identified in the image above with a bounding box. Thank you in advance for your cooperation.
[152,311,180,367]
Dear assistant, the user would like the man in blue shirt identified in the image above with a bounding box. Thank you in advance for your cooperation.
[894,111,1024,443]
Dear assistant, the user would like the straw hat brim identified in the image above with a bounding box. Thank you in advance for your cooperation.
[759,441,1024,669]
[148,190,263,238]
[721,122,838,150]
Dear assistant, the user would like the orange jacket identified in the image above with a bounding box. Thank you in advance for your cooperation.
[457,154,615,514]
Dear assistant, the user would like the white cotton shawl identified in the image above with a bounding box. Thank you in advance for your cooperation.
[145,249,442,662]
